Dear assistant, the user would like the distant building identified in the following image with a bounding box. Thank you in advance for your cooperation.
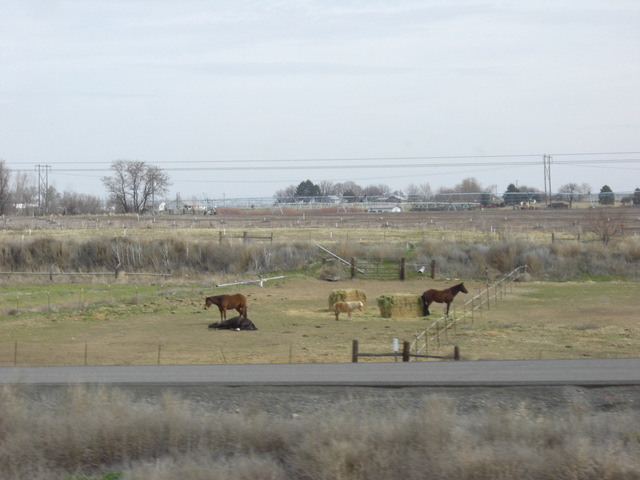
[367,204,402,213]
[162,200,207,214]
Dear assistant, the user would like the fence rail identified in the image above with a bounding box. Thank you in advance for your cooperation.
[352,339,460,363]
[412,265,528,358]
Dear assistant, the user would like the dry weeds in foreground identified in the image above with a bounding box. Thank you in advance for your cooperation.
[1,385,639,480]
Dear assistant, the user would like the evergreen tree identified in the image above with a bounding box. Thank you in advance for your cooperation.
[503,183,523,206]
[598,185,614,205]
[633,188,640,206]
[295,180,321,200]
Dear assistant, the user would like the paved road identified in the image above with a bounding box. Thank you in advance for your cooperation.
[2,358,639,387]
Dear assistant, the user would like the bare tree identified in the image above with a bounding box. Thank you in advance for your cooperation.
[12,171,37,215]
[405,182,432,201]
[59,191,105,215]
[274,184,297,203]
[0,160,11,215]
[586,207,626,246]
[558,183,579,207]
[102,160,171,214]
[317,180,335,197]
[333,181,363,201]
[362,184,390,198]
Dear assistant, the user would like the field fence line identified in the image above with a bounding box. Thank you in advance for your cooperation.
[412,265,528,358]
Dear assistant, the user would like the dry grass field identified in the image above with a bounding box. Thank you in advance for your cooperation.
[1,206,639,366]
[3,203,640,243]
[1,275,638,366]
[1,209,639,480]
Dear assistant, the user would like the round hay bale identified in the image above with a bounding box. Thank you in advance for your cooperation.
[377,293,422,318]
[328,289,367,309]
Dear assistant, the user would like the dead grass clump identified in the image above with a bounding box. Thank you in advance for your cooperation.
[619,236,640,262]
[328,289,367,308]
[365,243,405,261]
[331,241,367,261]
[516,245,552,276]
[1,385,638,480]
[28,237,69,265]
[487,242,519,273]
[377,293,422,318]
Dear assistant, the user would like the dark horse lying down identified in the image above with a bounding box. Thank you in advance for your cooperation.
[208,316,258,331]
[422,282,468,316]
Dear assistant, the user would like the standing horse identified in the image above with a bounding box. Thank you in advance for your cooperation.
[204,293,248,321]
[422,282,468,316]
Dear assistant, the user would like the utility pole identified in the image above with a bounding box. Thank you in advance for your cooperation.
[543,154,552,206]
[35,164,51,215]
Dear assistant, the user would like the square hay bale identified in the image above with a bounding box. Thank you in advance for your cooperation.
[377,293,422,318]
[328,289,367,309]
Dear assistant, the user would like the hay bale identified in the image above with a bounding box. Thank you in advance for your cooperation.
[328,289,367,309]
[377,293,422,318]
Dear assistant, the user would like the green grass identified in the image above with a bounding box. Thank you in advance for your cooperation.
[0,283,185,315]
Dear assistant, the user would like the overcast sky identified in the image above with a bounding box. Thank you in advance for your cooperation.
[1,0,639,201]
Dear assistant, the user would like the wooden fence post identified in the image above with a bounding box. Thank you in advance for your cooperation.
[402,340,411,362]
[350,258,356,279]
[400,258,405,281]
[430,259,436,279]
[352,339,359,363]
[454,346,460,361]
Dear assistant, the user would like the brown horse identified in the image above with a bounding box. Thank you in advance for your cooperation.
[204,294,247,321]
[422,282,468,316]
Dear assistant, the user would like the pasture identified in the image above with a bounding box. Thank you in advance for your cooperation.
[1,276,638,366]
[1,207,638,365]
[1,209,639,479]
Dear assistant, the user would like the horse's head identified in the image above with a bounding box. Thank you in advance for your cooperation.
[204,297,213,309]
[459,283,469,294]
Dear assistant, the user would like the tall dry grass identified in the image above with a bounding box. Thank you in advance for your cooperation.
[1,385,638,480]
[0,234,638,281]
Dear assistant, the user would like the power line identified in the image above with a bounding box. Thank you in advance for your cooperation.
[12,151,640,165]
[12,157,640,174]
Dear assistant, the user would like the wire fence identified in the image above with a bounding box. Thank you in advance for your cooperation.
[412,265,529,358]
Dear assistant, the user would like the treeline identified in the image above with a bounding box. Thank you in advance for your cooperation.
[1,235,638,281]
[275,177,640,207]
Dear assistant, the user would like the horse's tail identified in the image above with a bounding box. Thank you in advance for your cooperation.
[422,295,430,316]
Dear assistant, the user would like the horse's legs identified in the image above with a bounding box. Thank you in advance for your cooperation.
[445,302,450,316]
[423,299,431,316]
